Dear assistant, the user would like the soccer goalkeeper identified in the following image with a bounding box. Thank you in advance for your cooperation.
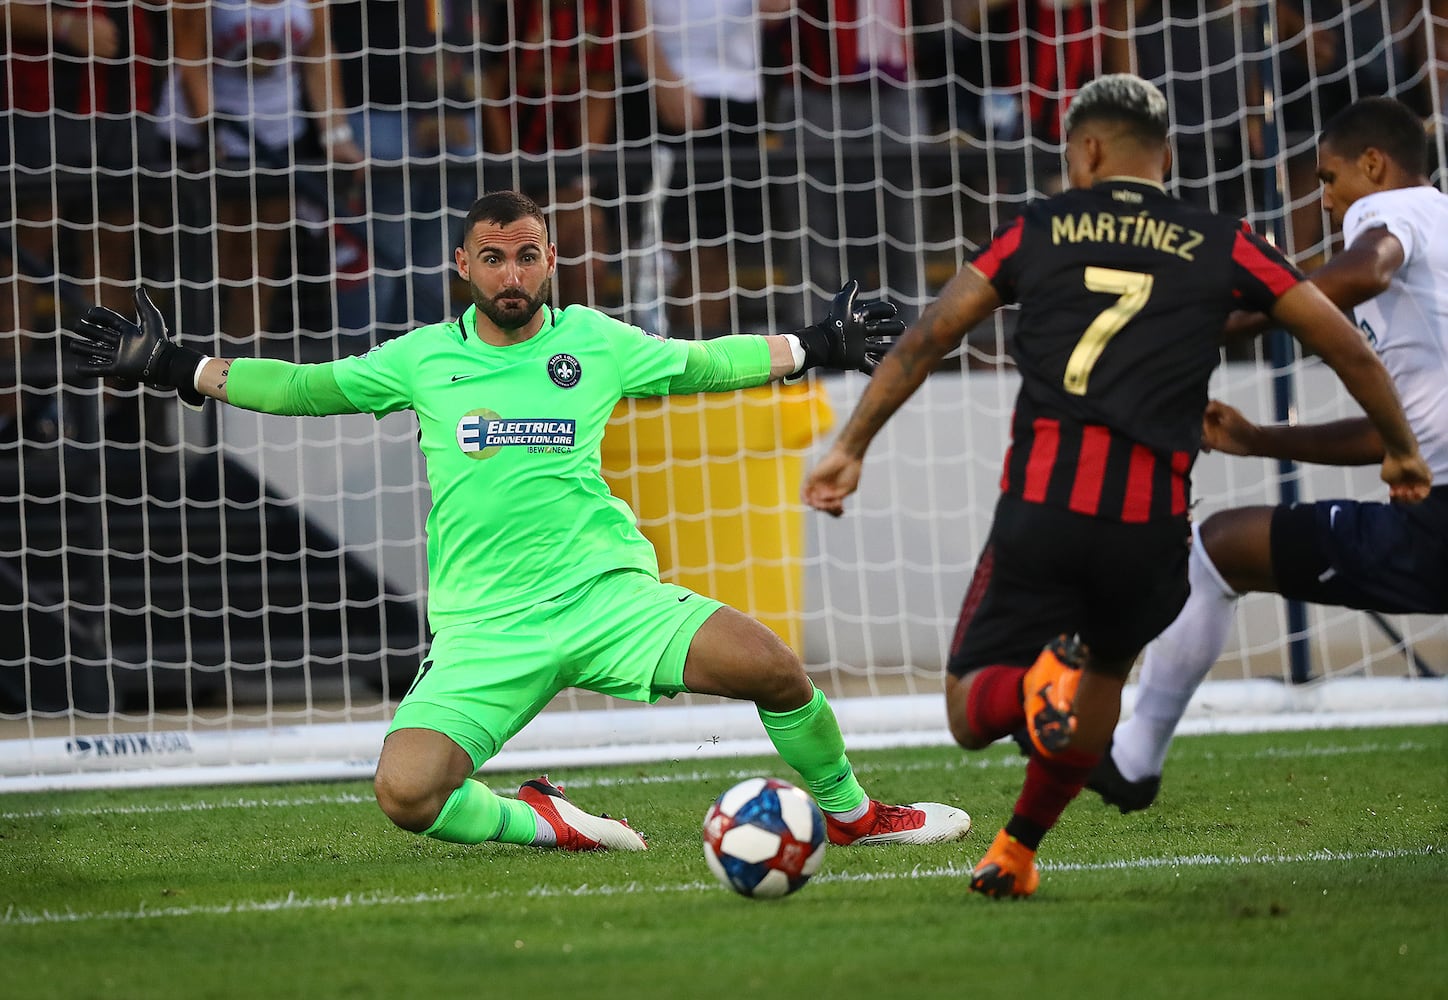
[69,189,973,852]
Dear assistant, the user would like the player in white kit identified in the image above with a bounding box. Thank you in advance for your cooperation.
[1092,96,1448,812]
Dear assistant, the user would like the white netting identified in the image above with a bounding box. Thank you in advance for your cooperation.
[2,1,1446,788]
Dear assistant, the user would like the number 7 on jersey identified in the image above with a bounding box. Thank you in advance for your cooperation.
[1063,267,1155,396]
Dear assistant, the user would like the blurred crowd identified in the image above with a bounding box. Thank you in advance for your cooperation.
[1,0,1445,444]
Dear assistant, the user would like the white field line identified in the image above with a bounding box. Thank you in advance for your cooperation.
[0,791,380,820]
[0,738,1433,822]
[0,891,461,926]
[1,846,1438,926]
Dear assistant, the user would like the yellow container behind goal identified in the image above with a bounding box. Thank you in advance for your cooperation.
[600,382,834,653]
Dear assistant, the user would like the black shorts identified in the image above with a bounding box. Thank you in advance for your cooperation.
[662,97,767,244]
[947,494,1191,676]
[2,114,158,174]
[1270,487,1448,614]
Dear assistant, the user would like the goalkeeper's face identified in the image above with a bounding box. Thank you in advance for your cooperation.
[456,217,557,332]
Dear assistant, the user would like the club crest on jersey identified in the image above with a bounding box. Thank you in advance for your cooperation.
[548,353,581,388]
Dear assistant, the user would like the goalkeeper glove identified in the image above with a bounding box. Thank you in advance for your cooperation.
[790,279,905,376]
[70,287,209,406]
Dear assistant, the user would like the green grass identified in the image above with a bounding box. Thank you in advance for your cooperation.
[3,725,1445,999]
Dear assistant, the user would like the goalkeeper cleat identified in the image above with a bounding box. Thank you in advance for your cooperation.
[516,775,647,852]
[969,829,1040,899]
[826,799,972,846]
[1023,634,1087,758]
[1087,745,1162,814]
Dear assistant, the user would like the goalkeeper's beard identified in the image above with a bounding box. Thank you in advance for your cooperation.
[472,277,553,332]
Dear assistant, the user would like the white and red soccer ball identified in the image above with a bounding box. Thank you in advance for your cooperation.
[702,777,826,899]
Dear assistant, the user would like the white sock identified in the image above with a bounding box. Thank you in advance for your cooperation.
[827,800,870,823]
[529,806,559,847]
[1113,522,1239,782]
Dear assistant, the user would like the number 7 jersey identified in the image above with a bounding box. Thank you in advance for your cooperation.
[967,178,1303,523]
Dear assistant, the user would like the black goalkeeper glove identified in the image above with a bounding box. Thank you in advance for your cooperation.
[70,287,208,406]
[791,279,905,376]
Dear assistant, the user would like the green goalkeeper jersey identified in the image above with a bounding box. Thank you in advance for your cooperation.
[323,303,695,628]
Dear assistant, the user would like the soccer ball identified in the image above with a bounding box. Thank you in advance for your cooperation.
[702,777,826,899]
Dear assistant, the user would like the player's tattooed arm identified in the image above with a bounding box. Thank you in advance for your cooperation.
[197,358,232,403]
[895,268,998,379]
[826,266,1001,460]
[803,266,1001,515]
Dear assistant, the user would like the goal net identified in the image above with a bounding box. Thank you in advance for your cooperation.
[3,1,1446,790]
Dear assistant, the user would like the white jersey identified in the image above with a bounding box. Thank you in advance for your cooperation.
[1342,185,1448,482]
[158,0,314,158]
[650,0,764,103]
[847,0,913,80]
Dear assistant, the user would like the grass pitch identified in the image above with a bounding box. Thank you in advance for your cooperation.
[3,725,1445,999]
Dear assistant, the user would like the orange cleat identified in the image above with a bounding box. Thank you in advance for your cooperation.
[969,828,1040,898]
[1023,634,1087,758]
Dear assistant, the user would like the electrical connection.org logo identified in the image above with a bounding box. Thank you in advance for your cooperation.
[457,409,577,459]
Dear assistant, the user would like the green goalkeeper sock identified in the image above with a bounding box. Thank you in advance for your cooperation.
[422,778,540,845]
[758,686,868,814]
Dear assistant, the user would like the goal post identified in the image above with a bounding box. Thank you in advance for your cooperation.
[3,1,1447,791]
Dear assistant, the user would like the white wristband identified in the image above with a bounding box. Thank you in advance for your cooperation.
[784,334,807,374]
[193,356,213,393]
[54,10,83,47]
[324,123,354,147]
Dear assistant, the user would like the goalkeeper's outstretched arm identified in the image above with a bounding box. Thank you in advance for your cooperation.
[195,356,362,416]
[71,280,904,414]
[675,278,907,392]
[801,266,1000,518]
[69,286,362,416]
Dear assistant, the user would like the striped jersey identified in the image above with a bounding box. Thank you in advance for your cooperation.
[968,177,1303,523]
[8,0,157,114]
[483,0,621,155]
[991,1,1105,142]
[786,0,912,85]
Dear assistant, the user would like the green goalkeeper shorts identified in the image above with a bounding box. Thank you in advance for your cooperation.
[386,569,723,770]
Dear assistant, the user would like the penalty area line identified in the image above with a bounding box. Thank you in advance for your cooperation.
[0,890,461,927]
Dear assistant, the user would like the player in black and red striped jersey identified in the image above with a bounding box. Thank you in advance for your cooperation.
[802,73,1431,898]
